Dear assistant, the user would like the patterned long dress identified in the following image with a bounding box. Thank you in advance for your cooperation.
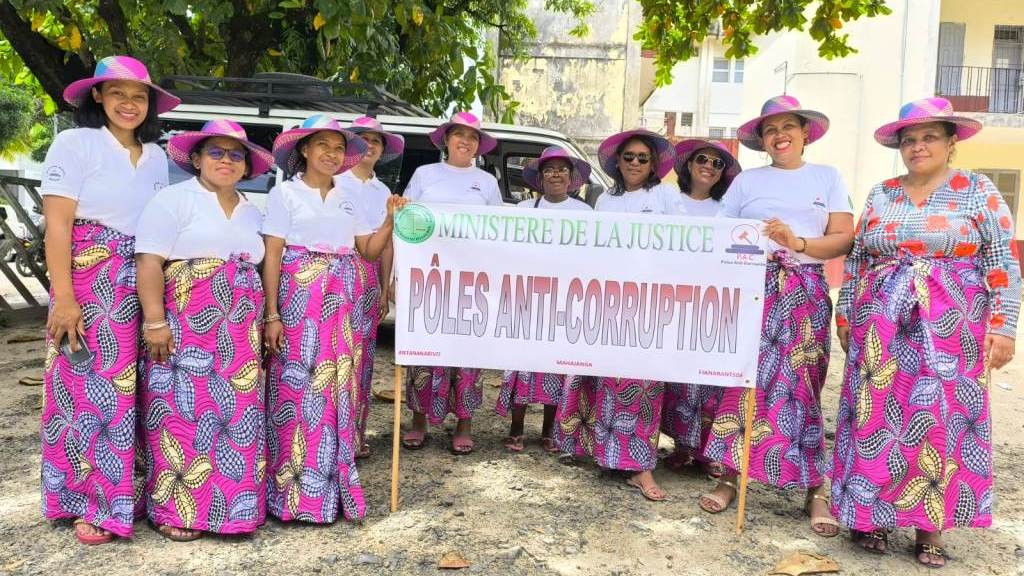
[661,383,722,459]
[41,221,141,538]
[830,170,1020,532]
[353,256,380,448]
[496,371,576,417]
[701,252,832,488]
[139,255,267,534]
[266,246,367,522]
[406,366,483,426]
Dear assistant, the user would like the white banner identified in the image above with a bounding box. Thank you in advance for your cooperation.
[393,203,767,387]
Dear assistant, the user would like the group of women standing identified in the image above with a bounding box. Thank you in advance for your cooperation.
[39,55,1018,570]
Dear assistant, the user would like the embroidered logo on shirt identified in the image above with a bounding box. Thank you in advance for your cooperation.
[45,166,65,183]
[812,196,827,209]
[469,183,482,192]
[340,201,355,214]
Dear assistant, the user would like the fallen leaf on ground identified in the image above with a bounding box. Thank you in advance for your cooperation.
[767,551,839,576]
[438,551,470,570]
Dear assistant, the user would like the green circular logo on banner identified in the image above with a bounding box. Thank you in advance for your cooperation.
[394,203,435,244]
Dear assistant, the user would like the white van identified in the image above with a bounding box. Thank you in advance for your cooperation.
[157,73,611,210]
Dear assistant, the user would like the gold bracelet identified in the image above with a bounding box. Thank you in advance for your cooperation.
[142,320,168,331]
[264,313,282,323]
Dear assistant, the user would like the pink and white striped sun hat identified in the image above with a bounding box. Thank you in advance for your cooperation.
[597,129,676,179]
[63,55,180,114]
[428,111,498,156]
[736,95,830,151]
[874,97,982,148]
[167,120,274,180]
[272,114,367,175]
[673,138,742,190]
[348,116,405,164]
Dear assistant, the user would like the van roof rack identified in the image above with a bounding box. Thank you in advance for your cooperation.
[159,73,434,118]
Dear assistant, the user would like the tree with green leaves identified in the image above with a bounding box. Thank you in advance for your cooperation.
[636,0,892,85]
[0,83,35,158]
[0,0,595,121]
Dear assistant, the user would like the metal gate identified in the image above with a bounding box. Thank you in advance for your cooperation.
[0,174,49,323]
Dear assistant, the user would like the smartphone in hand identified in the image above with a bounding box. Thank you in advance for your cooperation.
[59,331,94,367]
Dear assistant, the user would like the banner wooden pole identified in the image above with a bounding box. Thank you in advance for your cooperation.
[735,387,756,534]
[390,364,403,513]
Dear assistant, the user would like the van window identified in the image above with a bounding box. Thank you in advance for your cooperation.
[504,155,536,204]
[159,119,281,202]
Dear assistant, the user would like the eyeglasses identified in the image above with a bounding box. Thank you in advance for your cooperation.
[620,152,651,165]
[898,134,946,149]
[693,153,726,170]
[542,166,571,176]
[204,146,247,163]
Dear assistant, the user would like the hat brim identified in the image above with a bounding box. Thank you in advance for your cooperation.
[736,109,830,151]
[272,127,367,176]
[673,139,742,190]
[428,122,498,156]
[523,155,592,192]
[167,132,275,180]
[597,129,676,179]
[63,77,181,115]
[873,115,982,148]
[349,126,405,164]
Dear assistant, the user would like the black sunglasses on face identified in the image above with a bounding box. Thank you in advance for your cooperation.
[693,153,726,170]
[204,145,247,163]
[620,152,651,164]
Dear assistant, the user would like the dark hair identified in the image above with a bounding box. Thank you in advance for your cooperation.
[678,148,729,201]
[755,114,807,139]
[609,136,661,196]
[189,137,252,179]
[284,134,314,181]
[73,83,162,143]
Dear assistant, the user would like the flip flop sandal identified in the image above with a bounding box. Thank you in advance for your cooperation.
[18,375,44,386]
[539,437,560,454]
[625,475,667,502]
[851,529,889,554]
[805,493,840,538]
[154,522,202,542]
[450,435,474,455]
[401,430,428,450]
[356,443,371,459]
[74,519,113,546]
[914,542,949,569]
[698,480,737,514]
[503,435,525,452]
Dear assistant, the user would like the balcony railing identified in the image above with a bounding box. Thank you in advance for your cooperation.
[935,65,1023,114]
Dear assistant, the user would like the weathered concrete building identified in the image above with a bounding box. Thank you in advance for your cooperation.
[496,0,650,157]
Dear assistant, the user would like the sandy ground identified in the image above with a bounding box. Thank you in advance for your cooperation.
[0,321,1022,576]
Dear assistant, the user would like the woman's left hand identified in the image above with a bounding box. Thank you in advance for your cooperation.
[386,194,409,217]
[985,333,1015,370]
[764,218,799,251]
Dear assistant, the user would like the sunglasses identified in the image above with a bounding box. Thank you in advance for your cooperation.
[620,152,651,165]
[693,153,726,170]
[204,145,247,163]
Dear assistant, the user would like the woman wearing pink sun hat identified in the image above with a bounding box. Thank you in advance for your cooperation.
[134,119,273,541]
[829,97,1019,568]
[39,55,180,545]
[261,114,405,523]
[336,115,406,460]
[697,95,853,539]
[555,128,679,503]
[401,111,501,455]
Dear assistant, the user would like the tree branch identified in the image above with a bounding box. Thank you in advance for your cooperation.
[97,0,130,52]
[0,1,89,107]
[167,11,199,55]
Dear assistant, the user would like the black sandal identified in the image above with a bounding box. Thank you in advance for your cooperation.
[914,542,948,569]
[851,529,888,554]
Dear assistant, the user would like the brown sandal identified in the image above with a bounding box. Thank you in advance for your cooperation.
[805,493,840,538]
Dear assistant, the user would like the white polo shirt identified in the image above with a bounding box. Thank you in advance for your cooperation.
[594,182,684,215]
[676,193,721,217]
[517,196,592,211]
[335,170,392,230]
[262,175,372,253]
[39,127,168,236]
[135,177,265,263]
[403,162,502,206]
[718,163,853,263]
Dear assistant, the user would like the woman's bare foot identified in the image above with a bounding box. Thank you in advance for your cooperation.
[698,476,737,513]
[626,470,666,501]
[915,530,947,568]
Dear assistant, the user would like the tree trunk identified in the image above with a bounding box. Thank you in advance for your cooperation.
[0,1,89,107]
